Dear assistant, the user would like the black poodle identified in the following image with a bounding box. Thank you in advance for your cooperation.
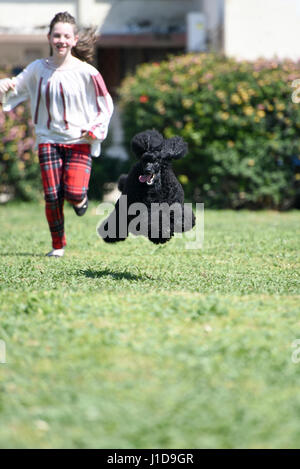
[98,129,195,244]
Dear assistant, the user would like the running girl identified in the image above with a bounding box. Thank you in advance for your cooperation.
[0,11,113,257]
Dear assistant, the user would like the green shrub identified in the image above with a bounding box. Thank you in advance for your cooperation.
[0,70,42,201]
[119,53,300,209]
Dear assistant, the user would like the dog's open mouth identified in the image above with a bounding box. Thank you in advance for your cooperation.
[139,174,155,185]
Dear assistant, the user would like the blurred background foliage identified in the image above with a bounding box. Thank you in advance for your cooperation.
[0,68,40,201]
[2,53,300,208]
[119,53,300,209]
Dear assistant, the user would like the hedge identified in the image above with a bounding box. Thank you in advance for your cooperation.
[119,53,300,209]
[0,68,41,201]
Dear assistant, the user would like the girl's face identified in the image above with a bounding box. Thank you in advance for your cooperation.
[48,22,78,60]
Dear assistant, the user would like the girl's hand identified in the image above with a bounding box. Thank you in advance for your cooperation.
[81,130,96,141]
[0,78,15,94]
[0,78,15,103]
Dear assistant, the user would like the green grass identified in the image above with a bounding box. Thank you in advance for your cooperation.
[0,201,299,448]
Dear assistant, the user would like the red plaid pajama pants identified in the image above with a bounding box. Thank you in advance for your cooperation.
[38,143,92,249]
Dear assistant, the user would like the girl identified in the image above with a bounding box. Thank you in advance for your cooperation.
[0,11,113,257]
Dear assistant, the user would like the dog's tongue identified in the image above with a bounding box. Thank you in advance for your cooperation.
[139,174,152,183]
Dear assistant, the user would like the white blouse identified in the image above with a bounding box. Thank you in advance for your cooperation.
[1,58,114,156]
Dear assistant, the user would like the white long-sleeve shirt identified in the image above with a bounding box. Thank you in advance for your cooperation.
[1,58,114,156]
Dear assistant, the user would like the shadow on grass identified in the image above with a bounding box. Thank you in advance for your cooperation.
[79,268,154,282]
[0,252,45,257]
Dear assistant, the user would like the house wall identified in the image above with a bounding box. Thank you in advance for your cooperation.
[203,0,224,50]
[224,0,300,61]
[0,1,76,30]
[0,36,48,68]
[0,0,200,31]
[0,0,202,68]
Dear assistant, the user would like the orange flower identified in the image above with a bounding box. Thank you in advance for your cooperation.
[139,95,149,103]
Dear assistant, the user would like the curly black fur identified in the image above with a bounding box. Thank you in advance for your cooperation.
[98,129,195,244]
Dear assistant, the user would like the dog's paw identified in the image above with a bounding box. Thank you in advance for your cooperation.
[118,174,128,192]
[102,237,127,243]
[148,237,171,245]
[174,206,196,233]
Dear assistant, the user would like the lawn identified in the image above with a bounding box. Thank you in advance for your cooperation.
[0,201,299,449]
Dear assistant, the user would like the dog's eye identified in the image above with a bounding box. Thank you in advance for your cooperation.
[142,156,152,164]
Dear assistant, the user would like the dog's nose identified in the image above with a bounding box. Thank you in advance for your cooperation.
[145,163,153,174]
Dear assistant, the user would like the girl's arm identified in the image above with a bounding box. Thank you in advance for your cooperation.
[81,72,114,142]
[1,62,36,111]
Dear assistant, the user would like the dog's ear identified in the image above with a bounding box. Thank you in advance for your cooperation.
[162,136,188,160]
[131,130,164,158]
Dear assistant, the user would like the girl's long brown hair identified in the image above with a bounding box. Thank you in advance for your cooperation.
[49,11,96,63]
